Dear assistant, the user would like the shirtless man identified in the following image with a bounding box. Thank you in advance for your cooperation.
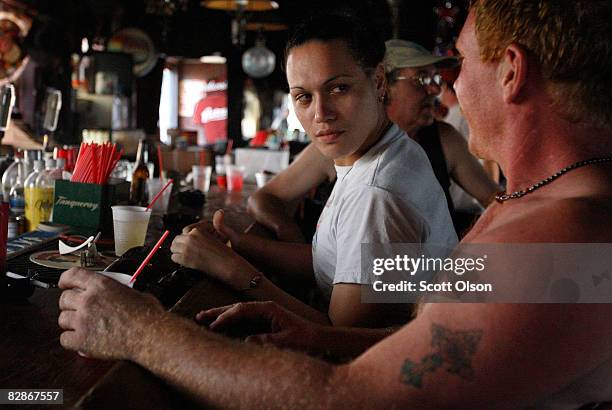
[58,1,612,407]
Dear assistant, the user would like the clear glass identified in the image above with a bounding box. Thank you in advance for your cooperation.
[146,178,173,214]
[192,165,212,193]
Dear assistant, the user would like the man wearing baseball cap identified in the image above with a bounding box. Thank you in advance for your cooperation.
[384,39,499,235]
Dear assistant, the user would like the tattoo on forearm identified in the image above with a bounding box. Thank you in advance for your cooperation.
[400,323,483,388]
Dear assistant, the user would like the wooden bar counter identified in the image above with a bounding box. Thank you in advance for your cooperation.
[0,287,115,408]
[0,186,259,409]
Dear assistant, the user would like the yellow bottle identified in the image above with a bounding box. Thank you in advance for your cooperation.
[24,160,44,231]
[33,187,54,226]
[34,158,60,225]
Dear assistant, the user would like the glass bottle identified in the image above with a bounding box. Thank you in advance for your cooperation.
[9,161,25,217]
[54,158,66,180]
[7,212,19,239]
[2,151,22,199]
[23,150,41,177]
[130,139,150,206]
[35,158,58,225]
[24,160,44,231]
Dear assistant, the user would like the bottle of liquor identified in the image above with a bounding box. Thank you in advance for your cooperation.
[35,158,59,225]
[8,160,26,237]
[24,160,44,231]
[2,150,22,199]
[130,139,150,206]
[23,150,41,177]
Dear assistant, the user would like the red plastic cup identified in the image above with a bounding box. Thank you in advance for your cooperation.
[216,175,227,188]
[230,175,243,191]
[226,165,245,193]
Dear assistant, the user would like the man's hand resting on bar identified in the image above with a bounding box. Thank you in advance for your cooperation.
[57,268,166,360]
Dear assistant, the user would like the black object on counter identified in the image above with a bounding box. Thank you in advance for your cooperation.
[105,245,203,307]
[162,212,200,237]
[177,189,205,208]
[0,275,35,301]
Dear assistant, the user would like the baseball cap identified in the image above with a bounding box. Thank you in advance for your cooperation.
[384,39,458,72]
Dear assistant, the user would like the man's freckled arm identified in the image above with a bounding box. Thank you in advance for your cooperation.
[130,312,350,409]
[127,307,482,409]
[128,302,612,409]
[123,304,488,409]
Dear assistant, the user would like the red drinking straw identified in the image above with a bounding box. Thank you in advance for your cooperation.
[71,142,122,184]
[146,178,173,211]
[157,144,164,178]
[129,230,170,284]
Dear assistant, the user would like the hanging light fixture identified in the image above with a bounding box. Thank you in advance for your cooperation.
[244,11,288,32]
[201,0,280,46]
[201,0,279,11]
[240,12,286,78]
[201,0,281,77]
[241,30,275,78]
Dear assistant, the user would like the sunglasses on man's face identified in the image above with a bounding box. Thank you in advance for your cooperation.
[394,73,443,88]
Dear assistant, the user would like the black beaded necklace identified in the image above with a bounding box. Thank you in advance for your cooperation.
[495,157,612,202]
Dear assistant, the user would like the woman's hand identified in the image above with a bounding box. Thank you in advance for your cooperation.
[195,301,320,353]
[170,220,257,290]
[182,210,236,240]
[182,209,248,250]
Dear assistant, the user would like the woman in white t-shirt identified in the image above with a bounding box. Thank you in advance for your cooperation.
[171,13,456,328]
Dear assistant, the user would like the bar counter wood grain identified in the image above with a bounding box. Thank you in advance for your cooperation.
[76,276,243,409]
[0,186,262,409]
[0,288,115,409]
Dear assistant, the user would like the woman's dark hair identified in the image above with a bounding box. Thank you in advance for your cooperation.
[283,12,385,73]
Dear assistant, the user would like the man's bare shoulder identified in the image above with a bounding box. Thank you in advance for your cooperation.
[466,195,612,243]
[349,302,612,408]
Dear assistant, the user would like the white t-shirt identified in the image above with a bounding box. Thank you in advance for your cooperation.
[312,124,458,300]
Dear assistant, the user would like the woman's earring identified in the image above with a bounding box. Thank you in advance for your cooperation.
[378,93,386,103]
